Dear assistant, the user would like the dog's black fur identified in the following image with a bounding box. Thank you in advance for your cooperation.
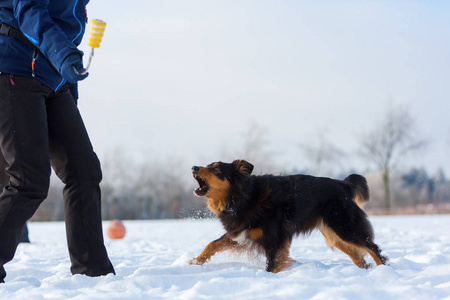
[190,160,388,272]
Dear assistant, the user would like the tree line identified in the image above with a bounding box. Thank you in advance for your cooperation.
[31,161,450,221]
[30,104,450,221]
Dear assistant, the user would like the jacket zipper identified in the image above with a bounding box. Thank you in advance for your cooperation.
[31,49,38,77]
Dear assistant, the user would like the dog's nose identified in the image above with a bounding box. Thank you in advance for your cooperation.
[192,166,200,171]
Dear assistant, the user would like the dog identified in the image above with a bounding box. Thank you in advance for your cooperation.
[189,160,388,273]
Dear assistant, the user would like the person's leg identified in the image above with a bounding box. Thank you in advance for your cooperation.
[0,147,8,187]
[0,150,6,283]
[46,86,115,276]
[19,222,30,243]
[0,74,52,282]
[0,153,30,244]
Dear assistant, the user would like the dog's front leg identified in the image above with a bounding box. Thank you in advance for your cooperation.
[189,234,238,265]
[265,240,294,273]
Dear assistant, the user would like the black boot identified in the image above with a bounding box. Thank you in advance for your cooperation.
[19,223,30,243]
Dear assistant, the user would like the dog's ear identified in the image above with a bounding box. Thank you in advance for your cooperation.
[232,160,254,176]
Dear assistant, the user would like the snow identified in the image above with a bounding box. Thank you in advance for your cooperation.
[2,215,450,299]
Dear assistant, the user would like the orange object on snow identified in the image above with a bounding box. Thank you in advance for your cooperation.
[107,219,126,239]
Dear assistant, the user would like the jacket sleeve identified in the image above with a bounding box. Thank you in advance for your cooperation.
[12,0,82,73]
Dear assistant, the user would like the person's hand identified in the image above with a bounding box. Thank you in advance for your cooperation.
[60,53,89,83]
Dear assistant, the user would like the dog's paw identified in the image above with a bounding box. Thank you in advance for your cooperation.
[364,262,374,270]
[188,258,203,265]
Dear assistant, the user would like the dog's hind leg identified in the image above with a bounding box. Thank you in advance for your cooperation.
[189,234,238,265]
[320,208,389,268]
[319,221,370,269]
[365,240,389,266]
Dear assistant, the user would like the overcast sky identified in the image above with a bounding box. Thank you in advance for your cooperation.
[78,0,449,176]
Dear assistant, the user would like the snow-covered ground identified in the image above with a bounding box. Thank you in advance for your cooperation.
[2,215,450,300]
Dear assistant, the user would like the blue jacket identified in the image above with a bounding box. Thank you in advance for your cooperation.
[0,0,89,91]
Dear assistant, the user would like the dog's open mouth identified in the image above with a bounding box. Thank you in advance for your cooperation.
[193,174,209,196]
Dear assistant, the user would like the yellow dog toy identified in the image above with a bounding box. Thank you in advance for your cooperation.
[80,19,106,75]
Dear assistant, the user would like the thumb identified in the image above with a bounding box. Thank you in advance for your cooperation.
[73,65,89,80]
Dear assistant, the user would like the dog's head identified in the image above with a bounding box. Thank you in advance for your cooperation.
[192,160,254,215]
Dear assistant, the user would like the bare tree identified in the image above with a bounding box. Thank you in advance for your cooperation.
[100,148,201,220]
[239,122,276,174]
[298,130,347,176]
[360,104,427,210]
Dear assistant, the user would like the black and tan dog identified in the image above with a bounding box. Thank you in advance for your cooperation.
[189,160,388,273]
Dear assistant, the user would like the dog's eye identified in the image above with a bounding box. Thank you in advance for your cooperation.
[209,166,221,173]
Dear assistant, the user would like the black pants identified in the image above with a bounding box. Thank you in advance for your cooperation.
[1,147,30,243]
[0,74,115,282]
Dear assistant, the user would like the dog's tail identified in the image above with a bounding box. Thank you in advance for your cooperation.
[344,174,369,208]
